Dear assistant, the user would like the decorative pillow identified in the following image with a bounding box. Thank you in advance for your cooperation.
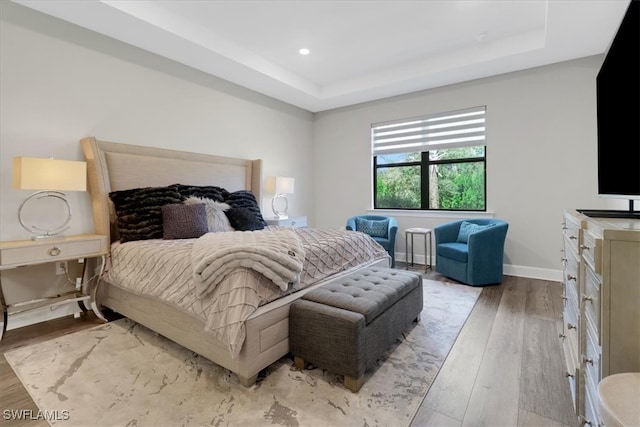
[174,184,229,203]
[457,221,492,243]
[184,196,234,232]
[109,185,184,242]
[162,203,208,239]
[225,190,266,226]
[355,217,389,238]
[225,207,265,231]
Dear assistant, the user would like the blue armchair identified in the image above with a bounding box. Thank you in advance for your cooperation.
[346,215,398,268]
[434,219,508,286]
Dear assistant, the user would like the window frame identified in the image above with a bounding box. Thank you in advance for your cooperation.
[372,106,487,212]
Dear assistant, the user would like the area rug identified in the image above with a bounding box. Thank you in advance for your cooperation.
[5,279,480,427]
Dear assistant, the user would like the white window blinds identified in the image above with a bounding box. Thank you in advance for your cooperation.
[372,106,486,156]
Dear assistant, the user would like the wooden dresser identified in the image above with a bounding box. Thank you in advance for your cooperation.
[561,210,640,426]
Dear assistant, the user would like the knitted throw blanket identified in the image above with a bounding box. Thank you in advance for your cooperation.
[192,229,305,298]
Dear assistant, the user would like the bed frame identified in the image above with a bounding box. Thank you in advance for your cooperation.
[81,137,387,386]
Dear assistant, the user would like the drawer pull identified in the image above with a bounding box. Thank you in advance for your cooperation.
[562,225,568,230]
[569,235,577,240]
[583,357,594,365]
[562,295,568,301]
[567,323,576,330]
[561,257,568,263]
[580,244,590,251]
[48,247,61,256]
[565,371,574,378]
[567,274,576,282]
[559,333,566,339]
[583,295,594,302]
[584,420,593,426]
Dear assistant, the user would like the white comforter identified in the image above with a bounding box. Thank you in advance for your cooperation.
[104,227,389,358]
[192,229,305,296]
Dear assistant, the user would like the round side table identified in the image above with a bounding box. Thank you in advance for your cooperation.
[598,372,640,427]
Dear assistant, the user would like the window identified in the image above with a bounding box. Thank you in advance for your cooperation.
[372,106,486,211]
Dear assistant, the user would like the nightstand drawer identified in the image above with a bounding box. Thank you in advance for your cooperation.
[0,235,107,268]
[265,216,307,228]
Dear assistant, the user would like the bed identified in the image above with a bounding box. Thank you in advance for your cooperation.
[80,137,390,386]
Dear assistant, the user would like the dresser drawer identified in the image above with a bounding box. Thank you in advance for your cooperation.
[583,380,601,427]
[565,244,579,275]
[0,236,107,268]
[563,214,581,254]
[562,333,579,385]
[584,325,602,395]
[581,229,602,274]
[564,295,580,334]
[583,266,601,343]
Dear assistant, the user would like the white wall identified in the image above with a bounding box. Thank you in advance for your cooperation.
[313,56,628,280]
[0,3,313,323]
[0,2,314,242]
[0,1,630,323]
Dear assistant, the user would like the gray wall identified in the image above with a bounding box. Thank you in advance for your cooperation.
[0,2,314,242]
[0,2,313,325]
[313,56,627,280]
[1,2,627,328]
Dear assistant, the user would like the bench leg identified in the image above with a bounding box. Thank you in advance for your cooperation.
[237,373,259,387]
[344,375,364,392]
[294,356,309,370]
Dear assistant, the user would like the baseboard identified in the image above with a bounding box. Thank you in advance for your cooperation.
[503,264,562,282]
[396,252,562,283]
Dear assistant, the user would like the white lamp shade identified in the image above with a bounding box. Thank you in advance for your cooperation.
[13,157,87,192]
[265,176,294,194]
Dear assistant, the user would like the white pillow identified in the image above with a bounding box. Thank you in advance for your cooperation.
[184,196,234,232]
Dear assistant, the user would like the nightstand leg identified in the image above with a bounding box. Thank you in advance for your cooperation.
[76,258,88,317]
[0,285,7,342]
[89,255,108,322]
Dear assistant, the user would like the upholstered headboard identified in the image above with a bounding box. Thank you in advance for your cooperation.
[81,137,262,244]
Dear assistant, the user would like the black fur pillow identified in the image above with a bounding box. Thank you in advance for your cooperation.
[225,207,265,231]
[109,185,184,242]
[174,184,229,203]
[224,190,266,226]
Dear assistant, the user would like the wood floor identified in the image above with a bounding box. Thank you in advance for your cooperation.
[412,272,576,427]
[0,273,577,427]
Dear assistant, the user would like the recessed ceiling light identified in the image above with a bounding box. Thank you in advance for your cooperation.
[475,31,488,42]
[299,48,310,55]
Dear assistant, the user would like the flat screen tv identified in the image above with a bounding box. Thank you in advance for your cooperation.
[584,0,640,219]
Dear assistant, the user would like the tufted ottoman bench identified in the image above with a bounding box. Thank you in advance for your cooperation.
[289,267,423,392]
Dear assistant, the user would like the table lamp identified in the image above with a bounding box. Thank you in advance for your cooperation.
[265,176,294,219]
[12,157,87,240]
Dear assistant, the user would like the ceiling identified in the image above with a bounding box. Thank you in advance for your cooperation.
[14,0,630,112]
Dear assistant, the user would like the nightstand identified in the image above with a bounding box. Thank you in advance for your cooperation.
[265,216,308,228]
[0,233,109,341]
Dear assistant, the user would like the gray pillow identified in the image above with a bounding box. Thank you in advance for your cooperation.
[162,203,208,239]
[184,196,234,232]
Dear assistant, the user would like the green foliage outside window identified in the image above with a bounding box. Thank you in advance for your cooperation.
[375,146,486,210]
